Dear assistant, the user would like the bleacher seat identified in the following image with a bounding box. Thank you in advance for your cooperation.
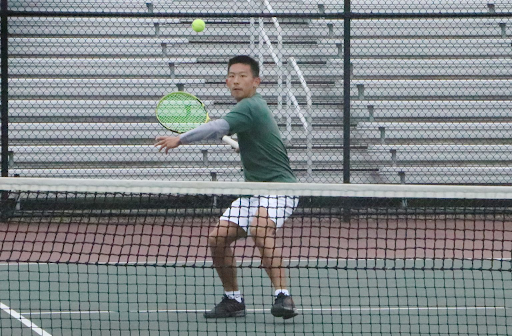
[354,122,512,143]
[9,58,198,78]
[350,79,512,99]
[8,167,245,181]
[150,0,312,14]
[350,100,512,120]
[10,17,178,36]
[11,17,324,38]
[9,0,151,12]
[311,18,509,38]
[305,0,499,13]
[10,37,189,56]
[8,122,328,147]
[379,166,512,184]
[9,58,341,83]
[9,78,206,97]
[320,38,512,58]
[333,59,512,77]
[9,144,239,164]
[367,144,512,163]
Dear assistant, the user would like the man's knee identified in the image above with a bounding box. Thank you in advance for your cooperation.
[208,231,228,248]
[208,221,244,247]
[249,221,276,243]
[249,226,265,240]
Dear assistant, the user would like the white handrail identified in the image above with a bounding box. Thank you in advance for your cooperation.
[288,57,312,132]
[257,0,284,116]
[288,57,313,181]
[262,0,284,65]
[260,29,281,67]
[287,93,309,133]
[249,1,313,181]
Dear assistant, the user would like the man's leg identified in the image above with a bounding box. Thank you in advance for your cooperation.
[249,208,286,289]
[203,220,247,318]
[249,207,298,319]
[209,220,246,291]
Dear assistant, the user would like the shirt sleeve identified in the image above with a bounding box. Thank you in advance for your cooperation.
[179,119,230,144]
[222,100,254,134]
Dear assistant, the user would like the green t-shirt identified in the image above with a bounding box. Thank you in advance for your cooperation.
[222,93,296,183]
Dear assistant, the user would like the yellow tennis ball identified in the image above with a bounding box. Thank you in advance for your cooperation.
[192,19,205,32]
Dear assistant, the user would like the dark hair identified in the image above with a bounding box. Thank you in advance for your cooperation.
[228,55,260,78]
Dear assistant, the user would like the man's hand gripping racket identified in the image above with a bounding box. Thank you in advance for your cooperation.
[154,92,239,152]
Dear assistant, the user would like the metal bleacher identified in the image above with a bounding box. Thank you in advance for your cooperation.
[6,0,512,184]
[309,0,506,13]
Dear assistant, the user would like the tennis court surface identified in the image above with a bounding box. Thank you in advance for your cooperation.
[1,178,511,335]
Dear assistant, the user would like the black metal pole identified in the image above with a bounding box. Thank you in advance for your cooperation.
[342,0,351,184]
[1,0,8,177]
[341,0,352,222]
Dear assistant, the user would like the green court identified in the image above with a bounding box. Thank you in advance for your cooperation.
[1,259,510,336]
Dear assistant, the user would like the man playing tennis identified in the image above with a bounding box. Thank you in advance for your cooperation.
[155,55,299,320]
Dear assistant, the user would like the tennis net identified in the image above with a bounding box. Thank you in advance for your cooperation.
[0,177,511,336]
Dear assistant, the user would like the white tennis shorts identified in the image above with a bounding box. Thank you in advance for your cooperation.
[220,195,299,232]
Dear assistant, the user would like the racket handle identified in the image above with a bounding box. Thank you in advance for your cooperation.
[222,136,239,150]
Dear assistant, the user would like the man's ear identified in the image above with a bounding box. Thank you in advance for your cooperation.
[253,77,261,88]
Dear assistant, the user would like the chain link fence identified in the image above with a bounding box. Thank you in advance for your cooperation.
[2,0,512,184]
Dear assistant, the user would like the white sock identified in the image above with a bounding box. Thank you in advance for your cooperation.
[225,291,243,303]
[275,289,290,297]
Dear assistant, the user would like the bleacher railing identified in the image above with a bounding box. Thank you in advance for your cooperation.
[251,0,313,181]
[287,56,313,182]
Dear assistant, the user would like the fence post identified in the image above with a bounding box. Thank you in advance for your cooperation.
[343,0,351,221]
[1,0,8,177]
[343,0,351,184]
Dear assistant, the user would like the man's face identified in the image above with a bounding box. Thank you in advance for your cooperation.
[226,63,261,102]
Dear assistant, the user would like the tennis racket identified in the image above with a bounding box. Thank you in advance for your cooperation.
[155,91,239,149]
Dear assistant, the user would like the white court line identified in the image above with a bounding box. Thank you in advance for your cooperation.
[22,305,508,316]
[136,306,509,313]
[0,302,52,336]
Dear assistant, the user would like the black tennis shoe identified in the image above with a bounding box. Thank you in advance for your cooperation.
[271,293,299,319]
[203,295,246,318]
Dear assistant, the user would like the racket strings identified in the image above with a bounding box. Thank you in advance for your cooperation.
[156,92,209,133]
